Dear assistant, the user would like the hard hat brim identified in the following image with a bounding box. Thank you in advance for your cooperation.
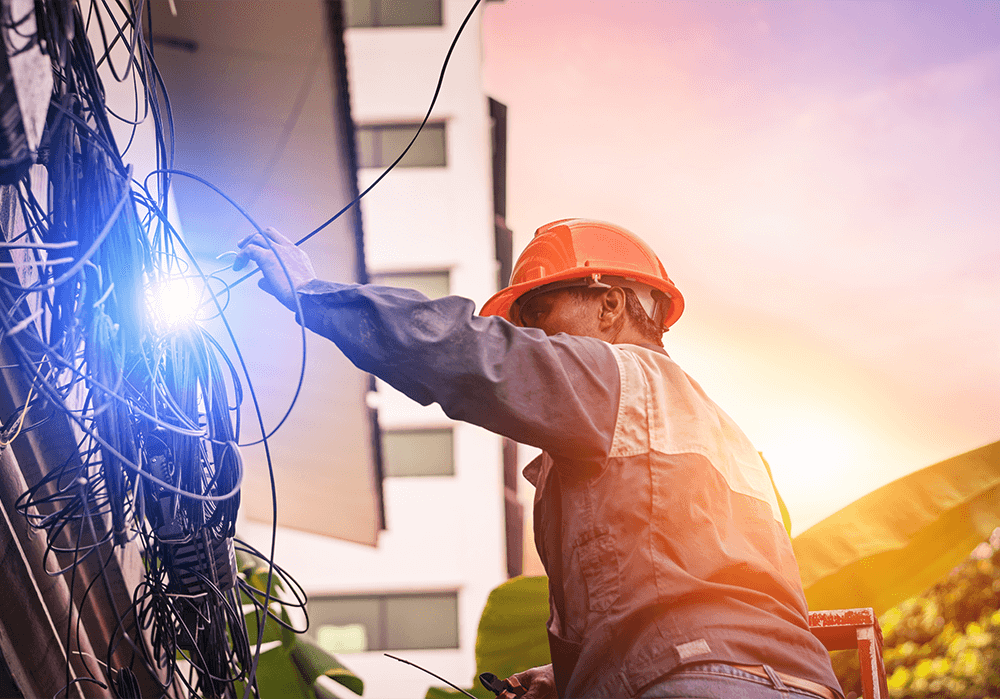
[480,267,684,330]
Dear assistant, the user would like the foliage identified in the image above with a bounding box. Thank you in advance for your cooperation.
[832,531,1000,698]
[237,555,364,698]
[426,576,551,699]
[760,452,793,537]
[474,575,552,680]
[794,441,1000,617]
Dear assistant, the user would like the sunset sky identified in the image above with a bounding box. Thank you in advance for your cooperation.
[481,0,1000,532]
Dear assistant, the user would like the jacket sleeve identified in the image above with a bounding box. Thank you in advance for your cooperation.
[296,280,619,462]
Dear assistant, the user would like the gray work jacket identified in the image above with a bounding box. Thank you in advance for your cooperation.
[298,281,842,698]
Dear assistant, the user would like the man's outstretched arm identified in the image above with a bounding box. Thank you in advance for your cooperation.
[233,228,620,462]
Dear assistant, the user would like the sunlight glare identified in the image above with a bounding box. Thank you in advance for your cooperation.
[766,421,861,478]
[757,413,873,532]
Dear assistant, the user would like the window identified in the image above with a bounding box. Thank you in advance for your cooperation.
[356,122,447,169]
[381,427,453,477]
[345,0,442,28]
[310,592,459,653]
[370,270,450,299]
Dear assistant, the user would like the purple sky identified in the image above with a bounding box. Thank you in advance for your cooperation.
[482,0,1000,531]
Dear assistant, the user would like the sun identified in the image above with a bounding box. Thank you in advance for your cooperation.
[756,412,874,533]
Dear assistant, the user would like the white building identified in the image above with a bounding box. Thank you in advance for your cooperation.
[244,1,519,697]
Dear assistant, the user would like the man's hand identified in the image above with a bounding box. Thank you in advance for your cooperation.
[501,665,555,699]
[232,227,317,311]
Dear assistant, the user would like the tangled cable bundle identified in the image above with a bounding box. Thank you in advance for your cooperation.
[0,1,306,696]
[1,0,484,694]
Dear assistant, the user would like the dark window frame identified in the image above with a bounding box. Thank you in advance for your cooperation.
[309,591,460,652]
[381,426,455,477]
[345,0,444,28]
[355,122,447,169]
[370,269,451,299]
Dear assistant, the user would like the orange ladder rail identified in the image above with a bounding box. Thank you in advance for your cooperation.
[809,608,890,699]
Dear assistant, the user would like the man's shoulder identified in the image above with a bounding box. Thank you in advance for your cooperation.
[610,342,683,376]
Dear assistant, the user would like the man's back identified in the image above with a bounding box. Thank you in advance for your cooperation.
[526,343,839,696]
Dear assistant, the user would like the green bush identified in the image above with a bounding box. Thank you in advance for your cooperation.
[834,536,1000,698]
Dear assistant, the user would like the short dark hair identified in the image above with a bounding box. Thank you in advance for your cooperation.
[567,286,664,347]
[622,288,664,347]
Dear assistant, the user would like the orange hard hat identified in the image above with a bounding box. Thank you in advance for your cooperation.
[481,219,684,329]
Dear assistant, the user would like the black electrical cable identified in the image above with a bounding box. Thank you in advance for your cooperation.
[228,0,485,289]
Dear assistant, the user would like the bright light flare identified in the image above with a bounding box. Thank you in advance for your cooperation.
[147,276,200,329]
[764,420,862,483]
[756,413,877,533]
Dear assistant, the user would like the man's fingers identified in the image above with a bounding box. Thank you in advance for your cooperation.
[238,227,288,250]
[508,667,554,699]
[231,225,314,310]
[235,227,295,273]
[232,242,266,271]
[236,230,259,248]
[237,235,275,252]
[262,226,294,244]
[232,246,254,271]
[232,251,250,272]
[233,232,289,271]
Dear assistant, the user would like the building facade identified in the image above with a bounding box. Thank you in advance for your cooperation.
[242,1,517,697]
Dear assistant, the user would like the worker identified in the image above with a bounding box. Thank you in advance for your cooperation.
[234,219,842,699]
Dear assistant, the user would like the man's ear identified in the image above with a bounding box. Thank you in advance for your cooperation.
[598,287,627,330]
